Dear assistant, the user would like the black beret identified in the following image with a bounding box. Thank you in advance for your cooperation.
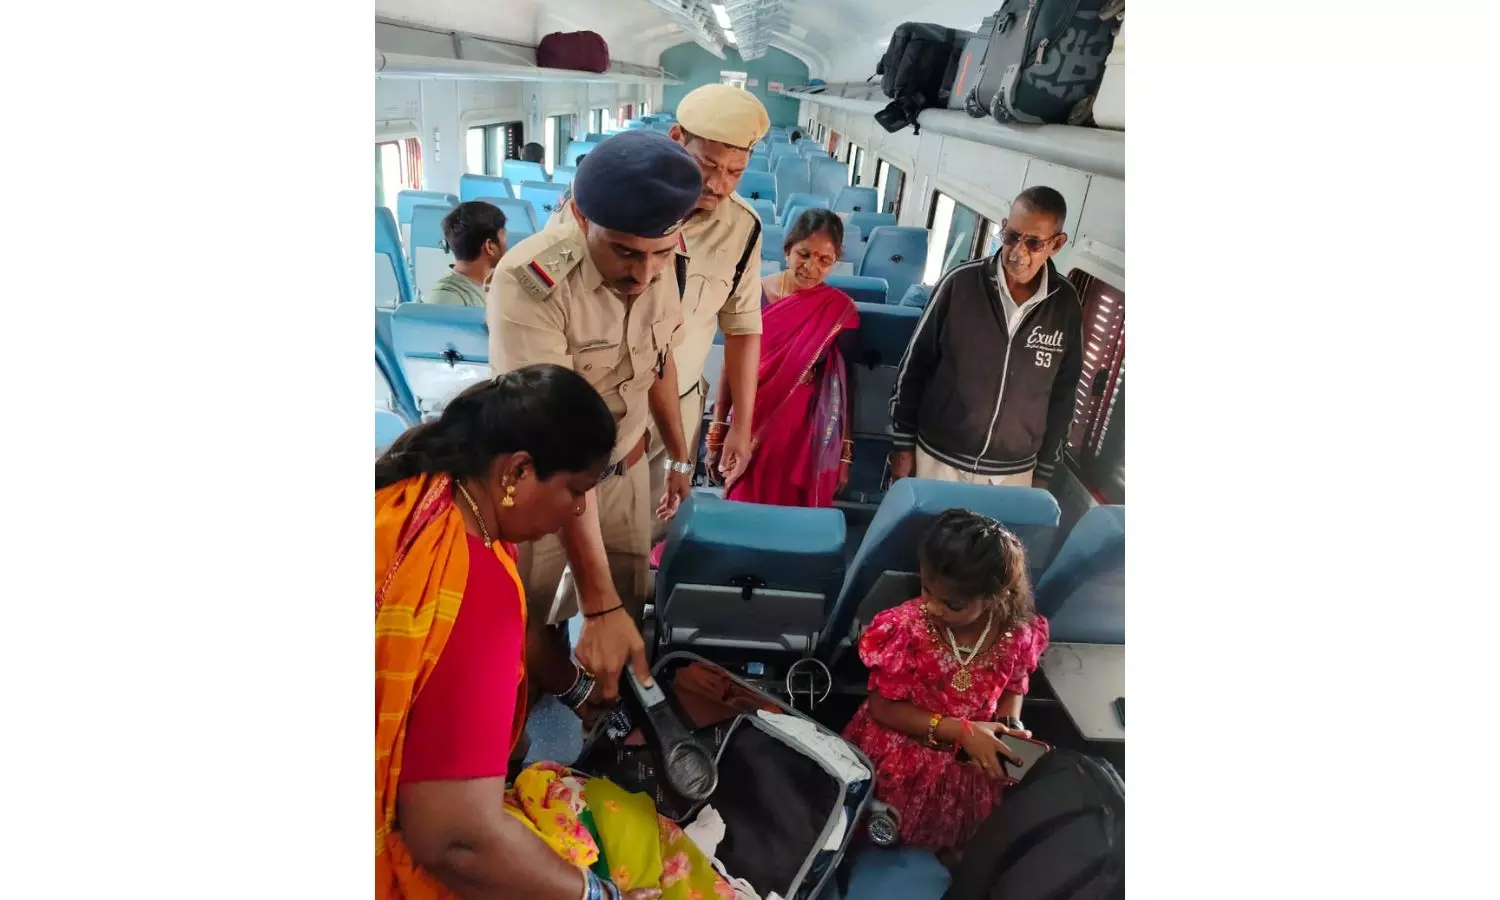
[571,131,703,238]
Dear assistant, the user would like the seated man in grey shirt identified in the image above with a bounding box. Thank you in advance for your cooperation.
[427,201,507,307]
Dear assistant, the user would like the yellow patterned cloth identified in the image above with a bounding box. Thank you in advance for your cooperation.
[504,763,734,899]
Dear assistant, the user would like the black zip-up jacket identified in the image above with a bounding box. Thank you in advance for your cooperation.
[889,256,1083,481]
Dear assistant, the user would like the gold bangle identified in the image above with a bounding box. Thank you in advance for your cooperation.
[924,712,943,748]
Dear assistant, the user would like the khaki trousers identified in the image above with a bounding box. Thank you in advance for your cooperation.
[515,455,651,625]
[646,378,707,544]
[914,446,1035,487]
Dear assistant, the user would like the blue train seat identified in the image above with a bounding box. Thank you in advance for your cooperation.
[834,303,923,501]
[774,164,812,214]
[582,133,610,143]
[390,303,490,418]
[748,198,777,225]
[778,192,830,229]
[735,171,777,203]
[397,190,457,248]
[744,156,770,173]
[459,173,515,202]
[760,224,786,261]
[899,283,933,308]
[799,141,827,158]
[833,186,880,214]
[836,846,950,900]
[1035,505,1125,644]
[409,204,456,299]
[858,226,930,306]
[821,480,1062,663]
[376,311,420,424]
[471,196,539,243]
[376,207,413,309]
[562,140,594,166]
[375,409,409,457]
[842,226,865,266]
[655,493,847,655]
[770,142,801,166]
[809,158,848,200]
[502,160,549,185]
[550,165,578,187]
[518,181,568,227]
[760,259,784,277]
[827,274,890,306]
[849,212,897,238]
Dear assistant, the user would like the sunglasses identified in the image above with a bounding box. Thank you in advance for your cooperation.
[998,229,1061,253]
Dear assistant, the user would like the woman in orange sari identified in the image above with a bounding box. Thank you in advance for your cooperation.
[709,209,860,507]
[375,364,660,900]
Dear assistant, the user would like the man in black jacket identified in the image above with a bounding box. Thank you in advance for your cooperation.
[888,186,1083,489]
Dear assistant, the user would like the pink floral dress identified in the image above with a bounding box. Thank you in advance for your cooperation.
[841,598,1050,851]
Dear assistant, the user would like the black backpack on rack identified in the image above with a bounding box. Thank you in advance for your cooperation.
[874,22,976,134]
[942,748,1125,900]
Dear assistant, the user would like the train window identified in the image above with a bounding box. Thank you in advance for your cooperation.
[848,146,864,185]
[826,130,840,156]
[618,103,633,123]
[1064,271,1125,503]
[923,192,983,285]
[875,160,906,218]
[375,138,421,212]
[465,122,521,175]
[465,128,485,175]
[544,115,575,174]
[590,108,605,133]
[640,100,651,116]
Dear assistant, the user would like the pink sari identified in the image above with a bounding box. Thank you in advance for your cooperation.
[725,283,859,508]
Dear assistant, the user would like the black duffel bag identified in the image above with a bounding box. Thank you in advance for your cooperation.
[874,22,976,134]
[942,748,1124,900]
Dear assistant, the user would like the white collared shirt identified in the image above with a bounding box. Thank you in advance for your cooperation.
[990,255,1050,332]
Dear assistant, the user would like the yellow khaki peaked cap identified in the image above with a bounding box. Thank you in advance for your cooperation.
[675,83,771,150]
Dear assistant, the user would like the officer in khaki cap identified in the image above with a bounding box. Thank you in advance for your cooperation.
[649,84,773,544]
[488,129,701,700]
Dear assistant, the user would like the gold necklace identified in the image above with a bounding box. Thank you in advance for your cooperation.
[454,481,493,547]
[943,611,994,693]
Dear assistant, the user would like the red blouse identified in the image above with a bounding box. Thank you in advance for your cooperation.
[400,535,526,783]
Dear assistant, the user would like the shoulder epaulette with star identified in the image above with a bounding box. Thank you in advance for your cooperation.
[508,232,585,301]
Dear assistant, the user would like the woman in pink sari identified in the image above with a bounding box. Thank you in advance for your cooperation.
[708,209,860,507]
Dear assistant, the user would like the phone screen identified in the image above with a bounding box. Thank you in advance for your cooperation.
[999,735,1050,782]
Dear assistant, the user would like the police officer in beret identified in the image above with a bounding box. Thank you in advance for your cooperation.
[487,129,701,700]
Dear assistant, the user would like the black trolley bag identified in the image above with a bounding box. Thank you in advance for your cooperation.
[942,747,1125,900]
[575,652,876,900]
[963,0,1121,126]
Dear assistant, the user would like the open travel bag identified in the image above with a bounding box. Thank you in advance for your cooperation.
[576,652,875,900]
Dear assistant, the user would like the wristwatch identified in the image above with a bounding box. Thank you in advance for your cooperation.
[663,458,693,475]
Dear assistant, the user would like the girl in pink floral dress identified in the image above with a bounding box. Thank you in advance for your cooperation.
[842,509,1050,854]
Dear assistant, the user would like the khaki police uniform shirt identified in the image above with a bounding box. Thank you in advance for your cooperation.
[487,213,686,465]
[550,194,763,396]
[673,192,764,396]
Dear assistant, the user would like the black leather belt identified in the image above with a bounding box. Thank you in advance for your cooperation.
[602,433,648,479]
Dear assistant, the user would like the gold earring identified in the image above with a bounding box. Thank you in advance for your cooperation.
[501,483,516,508]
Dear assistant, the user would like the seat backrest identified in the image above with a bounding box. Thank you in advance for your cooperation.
[858,226,930,304]
[390,303,491,417]
[409,204,456,300]
[833,302,922,500]
[833,186,880,214]
[798,142,827,158]
[376,310,420,424]
[760,259,784,277]
[397,190,457,246]
[518,181,568,226]
[898,283,933,308]
[842,225,864,265]
[826,274,890,306]
[550,165,578,187]
[735,171,777,203]
[770,143,801,164]
[774,166,812,213]
[1034,505,1124,644]
[582,133,609,144]
[809,158,848,200]
[748,198,777,225]
[563,140,594,166]
[375,207,413,308]
[821,480,1062,658]
[375,409,409,458]
[744,156,771,173]
[849,212,897,238]
[760,224,786,261]
[656,492,847,654]
[459,174,515,202]
[778,192,830,228]
[502,159,548,185]
[471,196,539,238]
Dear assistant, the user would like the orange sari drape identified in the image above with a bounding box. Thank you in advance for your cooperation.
[375,473,528,900]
